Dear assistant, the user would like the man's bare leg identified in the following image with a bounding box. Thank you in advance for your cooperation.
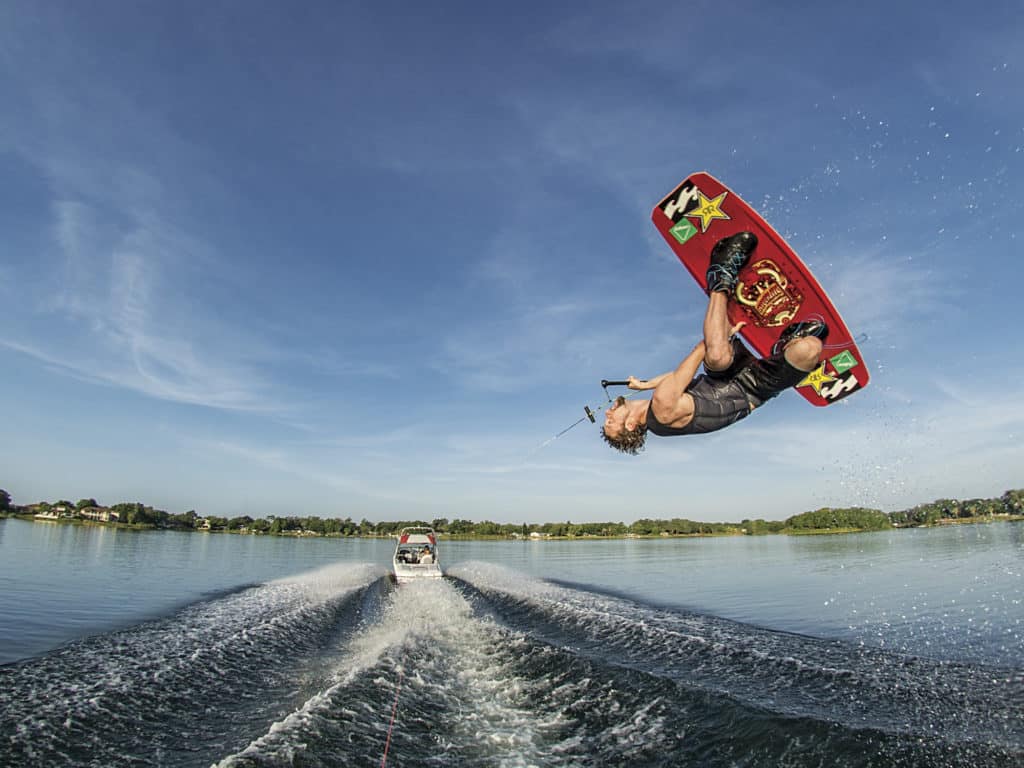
[703,291,735,372]
[703,231,757,372]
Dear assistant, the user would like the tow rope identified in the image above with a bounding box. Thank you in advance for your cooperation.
[529,379,637,454]
[379,664,405,768]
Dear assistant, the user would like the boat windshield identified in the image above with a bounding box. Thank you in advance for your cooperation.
[395,545,437,564]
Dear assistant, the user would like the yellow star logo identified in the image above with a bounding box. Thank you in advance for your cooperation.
[685,191,730,233]
[798,363,837,395]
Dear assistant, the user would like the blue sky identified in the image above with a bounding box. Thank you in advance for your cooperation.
[2,0,1022,523]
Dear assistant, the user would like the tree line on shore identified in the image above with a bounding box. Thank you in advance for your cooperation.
[2,487,1021,537]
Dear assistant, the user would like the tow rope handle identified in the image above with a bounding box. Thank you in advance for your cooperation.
[585,380,633,422]
[534,378,639,446]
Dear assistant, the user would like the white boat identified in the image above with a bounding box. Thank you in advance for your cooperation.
[392,527,443,584]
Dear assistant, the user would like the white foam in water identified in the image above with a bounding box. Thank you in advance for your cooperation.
[448,561,1024,750]
[453,560,802,653]
[270,561,385,594]
[451,561,714,653]
[0,562,383,764]
[219,578,562,767]
[10,560,1015,764]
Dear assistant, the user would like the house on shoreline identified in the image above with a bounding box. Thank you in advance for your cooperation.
[30,504,120,523]
[79,507,120,523]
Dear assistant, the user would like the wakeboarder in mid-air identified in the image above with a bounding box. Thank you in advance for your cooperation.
[600,232,828,455]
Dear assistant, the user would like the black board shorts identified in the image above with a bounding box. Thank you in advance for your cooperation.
[706,337,808,409]
[648,337,811,437]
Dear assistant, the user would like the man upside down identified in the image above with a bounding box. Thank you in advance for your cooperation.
[601,232,828,455]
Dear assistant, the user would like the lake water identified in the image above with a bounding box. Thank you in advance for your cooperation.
[1,517,1021,766]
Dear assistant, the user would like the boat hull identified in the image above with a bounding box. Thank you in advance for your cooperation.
[393,563,444,584]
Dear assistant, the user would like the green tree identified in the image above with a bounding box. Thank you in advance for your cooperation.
[302,517,326,535]
[109,502,167,527]
[1002,489,1024,513]
[743,518,770,535]
[475,520,502,536]
[786,507,890,531]
[0,489,10,512]
[76,498,98,510]
[629,519,659,536]
[270,517,301,534]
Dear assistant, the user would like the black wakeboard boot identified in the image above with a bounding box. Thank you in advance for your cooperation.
[706,231,757,293]
[771,319,830,357]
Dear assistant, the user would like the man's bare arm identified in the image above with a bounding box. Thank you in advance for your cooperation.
[649,341,706,421]
[628,341,707,393]
[626,374,668,391]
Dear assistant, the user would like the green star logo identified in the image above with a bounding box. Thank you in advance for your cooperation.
[670,219,698,245]
[830,350,858,374]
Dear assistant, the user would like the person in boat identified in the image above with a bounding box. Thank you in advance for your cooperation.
[600,231,828,455]
[420,547,434,565]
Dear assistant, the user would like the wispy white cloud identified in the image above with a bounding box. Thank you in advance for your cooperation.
[0,62,305,414]
[179,433,440,512]
[439,219,661,395]
[278,350,402,381]
[820,244,955,339]
[12,197,283,412]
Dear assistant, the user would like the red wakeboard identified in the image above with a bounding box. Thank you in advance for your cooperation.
[651,171,868,406]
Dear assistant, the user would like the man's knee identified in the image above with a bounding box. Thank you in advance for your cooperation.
[705,344,734,373]
[783,336,824,372]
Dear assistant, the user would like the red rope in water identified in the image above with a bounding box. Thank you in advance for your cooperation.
[380,665,405,768]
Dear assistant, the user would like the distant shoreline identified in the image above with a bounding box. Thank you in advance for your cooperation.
[3,487,1021,540]
[3,510,1022,540]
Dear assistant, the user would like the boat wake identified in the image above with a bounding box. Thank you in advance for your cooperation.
[0,562,384,767]
[2,562,1021,767]
[450,563,1024,766]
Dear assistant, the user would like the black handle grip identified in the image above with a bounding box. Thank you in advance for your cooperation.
[601,380,630,387]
